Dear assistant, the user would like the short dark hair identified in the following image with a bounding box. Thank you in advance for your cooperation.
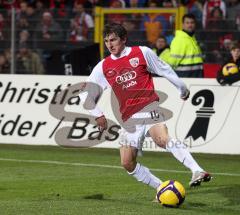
[182,13,196,23]
[157,35,167,42]
[231,43,240,50]
[103,23,127,40]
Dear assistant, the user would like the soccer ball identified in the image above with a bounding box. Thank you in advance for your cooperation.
[156,180,185,207]
[222,63,239,76]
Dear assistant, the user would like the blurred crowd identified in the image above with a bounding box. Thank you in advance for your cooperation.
[0,0,239,75]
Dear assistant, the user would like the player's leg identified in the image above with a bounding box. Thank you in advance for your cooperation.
[148,123,212,186]
[120,145,162,189]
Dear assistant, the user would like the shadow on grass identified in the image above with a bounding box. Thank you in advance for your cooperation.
[83,194,105,200]
[219,185,240,205]
[181,184,240,214]
[81,185,240,213]
[82,193,149,205]
[0,187,7,191]
[188,184,240,205]
[214,185,240,206]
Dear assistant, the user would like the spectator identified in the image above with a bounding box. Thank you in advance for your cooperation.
[217,44,240,85]
[25,3,38,31]
[205,7,232,63]
[69,2,94,42]
[0,12,11,50]
[18,1,28,19]
[34,11,64,49]
[17,1,36,20]
[17,43,45,74]
[3,48,27,74]
[237,13,240,31]
[161,0,177,40]
[116,1,144,43]
[0,13,9,41]
[160,0,177,7]
[125,0,149,7]
[140,0,169,45]
[50,0,67,18]
[107,0,126,24]
[0,13,4,41]
[16,3,37,45]
[181,0,203,25]
[0,0,19,14]
[152,36,170,61]
[34,0,46,19]
[72,0,107,10]
[206,6,225,29]
[75,0,104,15]
[50,0,70,32]
[217,37,234,62]
[110,0,126,7]
[0,53,10,74]
[202,0,226,29]
[17,14,30,32]
[165,13,204,77]
[227,0,240,31]
[3,48,11,64]
[19,29,31,44]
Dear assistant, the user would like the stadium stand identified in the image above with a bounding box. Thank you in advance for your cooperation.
[0,0,239,77]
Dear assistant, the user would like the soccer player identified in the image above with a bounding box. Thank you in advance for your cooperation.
[82,23,212,189]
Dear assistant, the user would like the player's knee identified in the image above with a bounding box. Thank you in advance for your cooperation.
[121,160,136,172]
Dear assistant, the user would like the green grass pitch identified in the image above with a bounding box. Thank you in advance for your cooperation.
[0,144,239,215]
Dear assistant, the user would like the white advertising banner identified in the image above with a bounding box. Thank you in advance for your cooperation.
[0,74,239,154]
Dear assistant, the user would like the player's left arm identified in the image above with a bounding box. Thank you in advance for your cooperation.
[140,46,190,100]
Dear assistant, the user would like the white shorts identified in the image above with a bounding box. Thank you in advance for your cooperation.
[119,101,172,150]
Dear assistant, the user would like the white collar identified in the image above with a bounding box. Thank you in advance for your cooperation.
[110,47,131,60]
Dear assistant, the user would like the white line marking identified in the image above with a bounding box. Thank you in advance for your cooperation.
[0,157,240,177]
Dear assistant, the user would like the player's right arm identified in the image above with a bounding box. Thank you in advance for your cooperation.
[80,60,110,131]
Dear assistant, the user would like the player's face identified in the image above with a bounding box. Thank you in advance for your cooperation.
[104,33,126,57]
[183,18,196,33]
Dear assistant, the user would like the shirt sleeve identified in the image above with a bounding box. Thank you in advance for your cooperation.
[85,14,94,28]
[167,37,185,67]
[80,60,110,118]
[139,46,188,97]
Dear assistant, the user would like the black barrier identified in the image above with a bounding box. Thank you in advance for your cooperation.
[45,42,100,76]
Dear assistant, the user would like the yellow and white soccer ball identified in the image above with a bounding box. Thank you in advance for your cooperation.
[222,63,239,76]
[156,180,186,207]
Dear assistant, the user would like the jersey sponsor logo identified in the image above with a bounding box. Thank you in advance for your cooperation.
[175,85,238,147]
[129,57,139,68]
[122,80,137,89]
[116,71,137,84]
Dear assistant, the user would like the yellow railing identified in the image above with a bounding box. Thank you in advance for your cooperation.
[94,6,186,58]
